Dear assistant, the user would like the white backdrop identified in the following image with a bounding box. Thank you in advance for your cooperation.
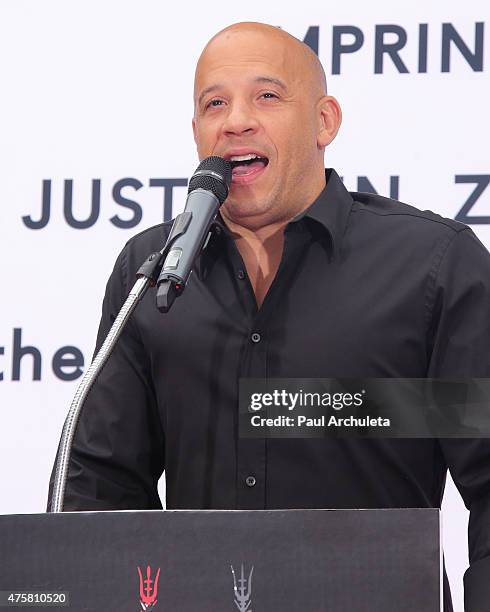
[1,2,489,609]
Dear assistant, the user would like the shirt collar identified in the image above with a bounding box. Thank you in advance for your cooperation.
[289,168,353,259]
[209,167,353,260]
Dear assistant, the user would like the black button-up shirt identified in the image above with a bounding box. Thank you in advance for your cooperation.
[49,169,490,609]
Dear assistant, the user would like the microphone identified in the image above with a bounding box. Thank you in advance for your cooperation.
[156,156,232,313]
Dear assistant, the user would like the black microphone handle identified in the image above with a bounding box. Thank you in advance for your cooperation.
[156,188,220,313]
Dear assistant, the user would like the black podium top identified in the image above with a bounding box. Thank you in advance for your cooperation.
[0,508,440,611]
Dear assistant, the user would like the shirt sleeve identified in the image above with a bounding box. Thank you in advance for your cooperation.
[47,244,165,511]
[426,227,490,612]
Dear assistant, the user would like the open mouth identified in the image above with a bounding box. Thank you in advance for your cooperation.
[228,153,269,181]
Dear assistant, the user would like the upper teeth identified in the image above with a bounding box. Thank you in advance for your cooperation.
[229,153,260,162]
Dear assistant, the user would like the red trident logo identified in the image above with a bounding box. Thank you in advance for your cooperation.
[137,565,161,611]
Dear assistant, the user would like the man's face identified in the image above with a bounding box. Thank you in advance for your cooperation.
[193,28,332,228]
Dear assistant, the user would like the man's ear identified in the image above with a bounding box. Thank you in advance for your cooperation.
[317,96,342,148]
[192,117,198,146]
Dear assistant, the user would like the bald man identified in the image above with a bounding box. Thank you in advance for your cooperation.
[193,23,340,306]
[49,22,490,612]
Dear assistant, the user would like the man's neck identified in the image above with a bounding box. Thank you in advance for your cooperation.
[221,217,287,309]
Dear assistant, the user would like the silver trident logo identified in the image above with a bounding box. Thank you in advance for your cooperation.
[230,564,254,612]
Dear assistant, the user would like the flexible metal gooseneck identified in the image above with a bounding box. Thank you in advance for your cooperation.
[50,258,161,513]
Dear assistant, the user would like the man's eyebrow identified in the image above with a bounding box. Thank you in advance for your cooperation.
[197,76,288,107]
[254,76,288,91]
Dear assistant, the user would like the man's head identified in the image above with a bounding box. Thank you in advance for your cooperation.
[193,22,341,230]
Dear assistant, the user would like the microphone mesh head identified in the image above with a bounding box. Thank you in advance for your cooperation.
[188,156,232,204]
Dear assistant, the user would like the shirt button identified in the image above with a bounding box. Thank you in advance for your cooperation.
[251,332,261,343]
[245,476,256,487]
[214,225,222,236]
[237,269,245,280]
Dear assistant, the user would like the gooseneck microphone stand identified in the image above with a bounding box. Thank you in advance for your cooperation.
[49,243,169,513]
[50,156,232,513]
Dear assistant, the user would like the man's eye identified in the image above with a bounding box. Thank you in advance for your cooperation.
[261,92,278,99]
[207,99,224,108]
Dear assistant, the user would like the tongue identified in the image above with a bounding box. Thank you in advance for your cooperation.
[232,160,266,177]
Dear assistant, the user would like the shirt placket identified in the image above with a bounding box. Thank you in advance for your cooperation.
[236,334,268,509]
[225,226,307,509]
[222,236,267,509]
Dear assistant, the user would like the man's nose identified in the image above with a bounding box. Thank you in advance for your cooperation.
[221,101,259,136]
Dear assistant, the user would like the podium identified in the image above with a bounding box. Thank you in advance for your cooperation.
[0,508,441,611]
